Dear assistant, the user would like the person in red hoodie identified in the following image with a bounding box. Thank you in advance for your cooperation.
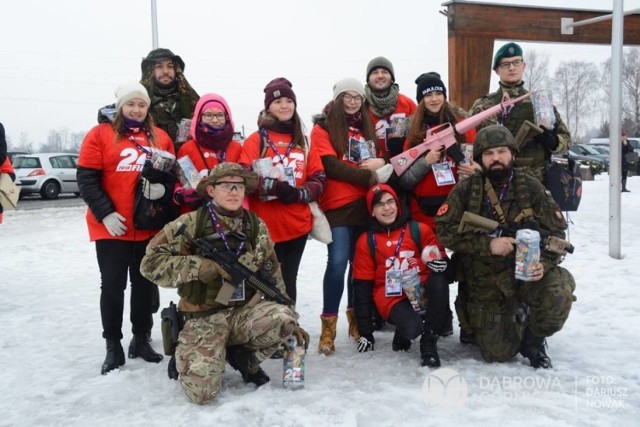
[398,72,480,343]
[311,77,394,356]
[77,82,175,375]
[352,184,451,367]
[173,93,242,212]
[239,78,326,305]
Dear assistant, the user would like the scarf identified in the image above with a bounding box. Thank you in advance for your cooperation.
[365,83,400,117]
[196,122,234,150]
[346,112,363,129]
[123,117,146,132]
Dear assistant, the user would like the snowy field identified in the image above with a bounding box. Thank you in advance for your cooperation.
[1,175,639,427]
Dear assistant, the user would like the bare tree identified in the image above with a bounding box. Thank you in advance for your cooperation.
[553,61,600,142]
[621,47,640,136]
[524,49,551,92]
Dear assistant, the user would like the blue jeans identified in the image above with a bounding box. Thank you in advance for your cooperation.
[322,225,367,314]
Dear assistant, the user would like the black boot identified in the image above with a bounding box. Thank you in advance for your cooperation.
[371,308,386,331]
[436,308,454,338]
[520,328,552,369]
[167,355,178,380]
[227,345,270,387]
[420,329,441,367]
[622,178,630,192]
[128,335,163,363]
[459,329,476,345]
[392,333,411,351]
[101,339,125,375]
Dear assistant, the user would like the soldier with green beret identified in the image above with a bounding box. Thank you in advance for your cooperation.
[469,42,571,183]
[140,162,309,404]
[435,126,576,369]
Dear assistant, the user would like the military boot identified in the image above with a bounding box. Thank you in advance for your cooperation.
[226,345,270,387]
[345,308,361,341]
[392,333,411,352]
[318,315,337,355]
[167,355,178,380]
[420,329,441,368]
[128,335,164,363]
[101,339,125,375]
[520,328,552,369]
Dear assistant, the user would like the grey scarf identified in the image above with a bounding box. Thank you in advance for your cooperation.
[365,83,400,117]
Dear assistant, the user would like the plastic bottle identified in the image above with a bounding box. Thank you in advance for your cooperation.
[282,336,305,390]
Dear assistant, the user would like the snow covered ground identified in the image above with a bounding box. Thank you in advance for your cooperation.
[1,175,639,427]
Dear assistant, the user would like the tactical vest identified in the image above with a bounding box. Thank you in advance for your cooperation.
[486,88,549,178]
[176,206,261,307]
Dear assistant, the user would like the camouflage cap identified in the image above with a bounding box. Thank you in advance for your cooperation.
[492,42,523,70]
[196,162,259,198]
[473,125,519,161]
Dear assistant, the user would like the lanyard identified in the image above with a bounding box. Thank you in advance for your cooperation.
[206,201,245,256]
[260,128,295,165]
[128,131,153,159]
[372,223,407,264]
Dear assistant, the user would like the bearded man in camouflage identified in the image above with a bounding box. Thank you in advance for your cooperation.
[140,48,200,152]
[469,42,571,183]
[140,162,309,404]
[435,126,575,369]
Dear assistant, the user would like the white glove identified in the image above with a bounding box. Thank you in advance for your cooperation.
[356,335,375,353]
[141,178,166,200]
[102,212,127,237]
[374,164,393,184]
[426,259,448,273]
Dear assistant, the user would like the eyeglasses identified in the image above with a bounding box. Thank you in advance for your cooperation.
[498,59,524,70]
[373,198,396,210]
[343,94,364,104]
[214,181,246,192]
[202,112,226,121]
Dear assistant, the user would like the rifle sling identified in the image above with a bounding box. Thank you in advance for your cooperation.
[484,178,507,224]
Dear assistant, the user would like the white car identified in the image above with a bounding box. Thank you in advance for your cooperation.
[13,153,79,199]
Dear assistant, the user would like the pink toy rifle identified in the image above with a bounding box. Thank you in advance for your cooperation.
[389,92,531,175]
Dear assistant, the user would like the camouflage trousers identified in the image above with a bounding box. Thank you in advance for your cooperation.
[175,301,296,404]
[467,265,576,363]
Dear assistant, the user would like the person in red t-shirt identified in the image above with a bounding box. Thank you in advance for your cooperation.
[174,93,242,213]
[352,184,451,367]
[77,82,175,375]
[311,77,394,356]
[239,78,326,305]
[398,72,480,342]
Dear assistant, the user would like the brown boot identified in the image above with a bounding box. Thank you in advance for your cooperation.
[318,315,337,355]
[345,308,361,341]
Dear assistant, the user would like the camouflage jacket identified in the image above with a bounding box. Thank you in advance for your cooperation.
[435,169,567,298]
[469,82,571,181]
[140,207,287,312]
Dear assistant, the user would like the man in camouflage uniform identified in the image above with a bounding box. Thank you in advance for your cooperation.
[140,163,309,404]
[140,48,200,152]
[469,42,571,183]
[435,126,576,368]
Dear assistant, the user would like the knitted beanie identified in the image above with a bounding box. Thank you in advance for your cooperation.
[415,72,447,103]
[332,78,365,101]
[115,82,151,110]
[263,77,297,109]
[366,56,395,83]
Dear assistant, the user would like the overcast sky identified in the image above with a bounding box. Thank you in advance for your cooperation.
[1,0,639,148]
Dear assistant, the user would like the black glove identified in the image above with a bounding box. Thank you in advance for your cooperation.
[356,334,375,353]
[426,259,448,273]
[535,124,560,151]
[274,181,299,204]
[385,137,405,156]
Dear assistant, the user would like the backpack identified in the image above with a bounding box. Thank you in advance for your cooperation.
[545,159,582,212]
[367,220,422,260]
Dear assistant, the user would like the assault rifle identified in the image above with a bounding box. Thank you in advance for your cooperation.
[160,301,184,356]
[174,223,294,306]
[458,211,574,256]
[390,92,531,175]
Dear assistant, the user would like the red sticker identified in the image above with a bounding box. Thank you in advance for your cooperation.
[437,204,449,216]
[409,149,418,158]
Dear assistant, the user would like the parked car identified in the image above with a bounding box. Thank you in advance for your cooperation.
[7,151,29,163]
[569,144,609,171]
[13,153,79,199]
[552,152,605,176]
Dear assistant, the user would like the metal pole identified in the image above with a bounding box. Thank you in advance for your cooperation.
[151,0,159,49]
[609,0,623,259]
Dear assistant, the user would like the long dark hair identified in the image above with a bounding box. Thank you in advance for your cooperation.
[407,101,460,148]
[112,110,157,145]
[324,94,376,158]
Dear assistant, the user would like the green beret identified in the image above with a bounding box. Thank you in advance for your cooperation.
[492,42,523,70]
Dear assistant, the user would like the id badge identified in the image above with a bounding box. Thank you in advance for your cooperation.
[432,163,456,186]
[385,269,403,297]
[227,279,246,302]
[283,166,296,187]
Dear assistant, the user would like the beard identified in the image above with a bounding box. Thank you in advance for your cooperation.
[483,159,513,182]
